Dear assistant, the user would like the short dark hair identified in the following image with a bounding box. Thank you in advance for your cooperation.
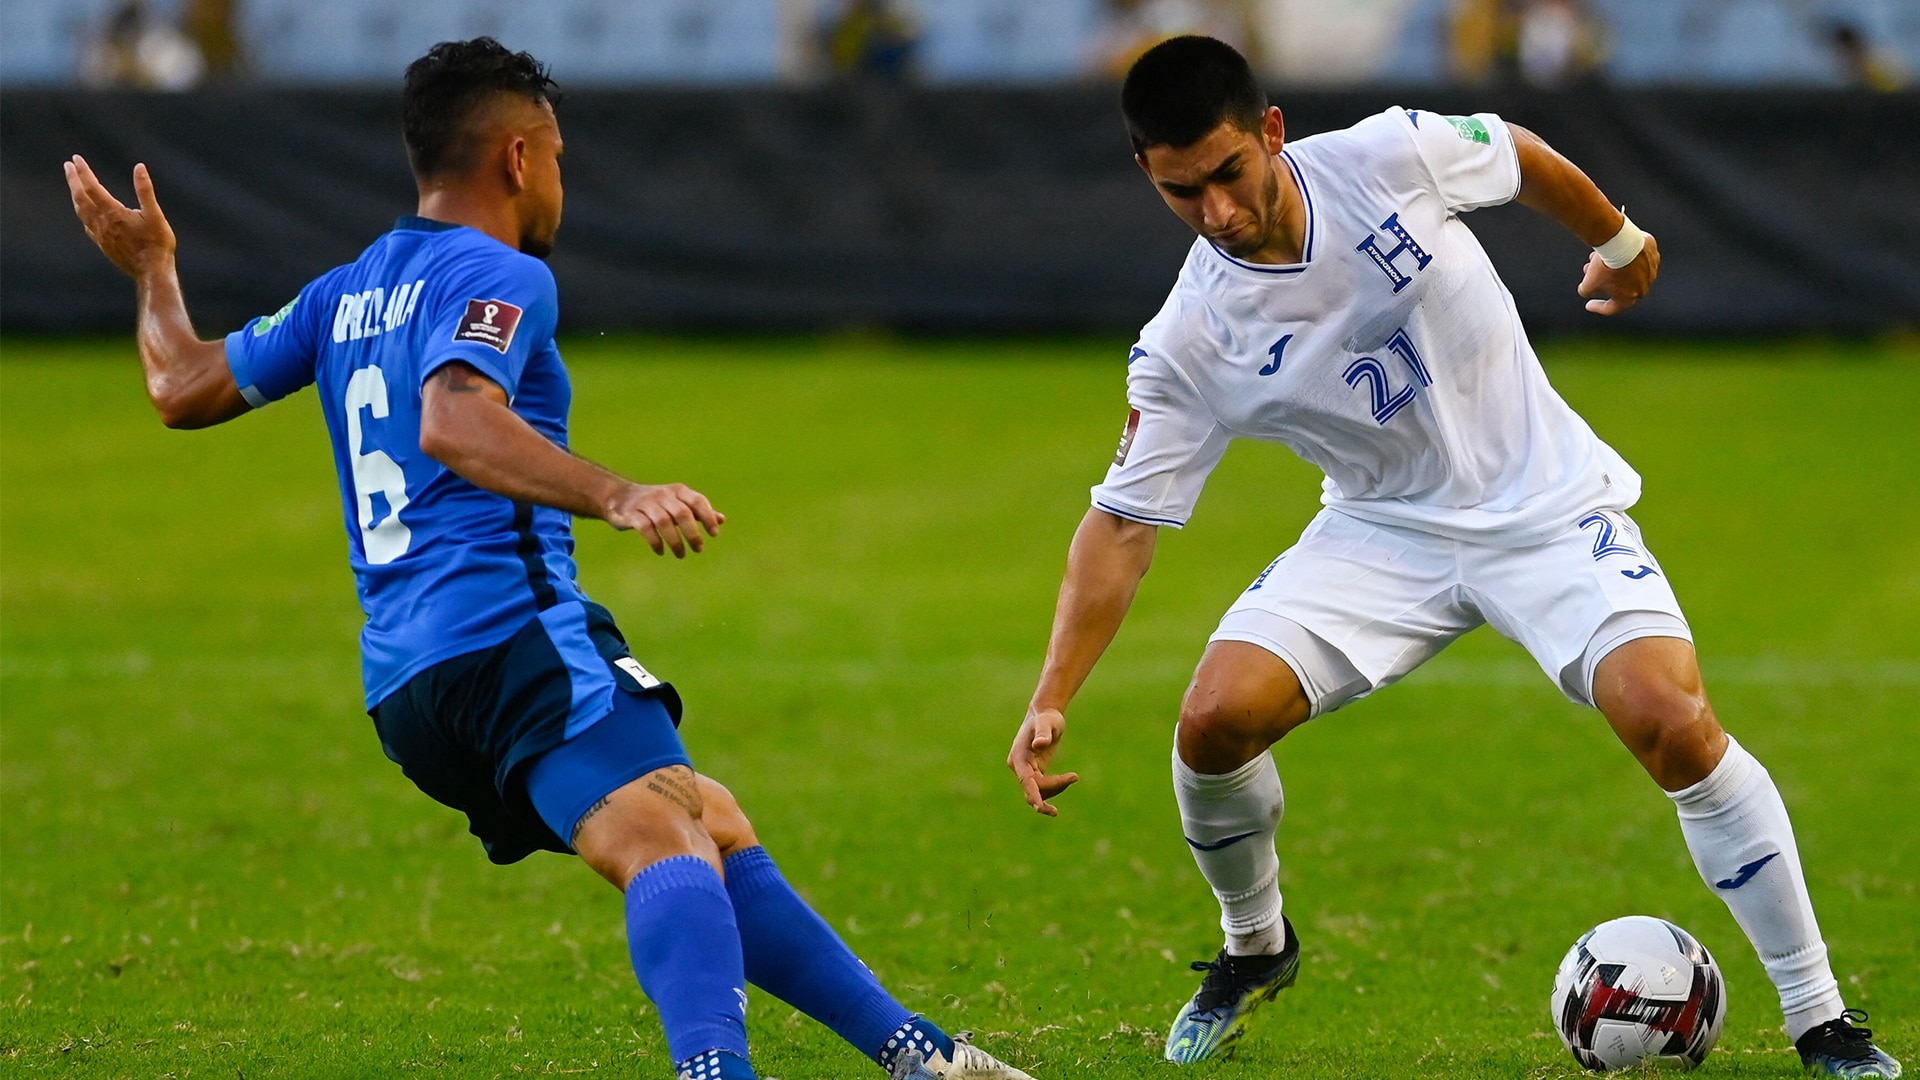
[402,37,558,178]
[1121,36,1267,156]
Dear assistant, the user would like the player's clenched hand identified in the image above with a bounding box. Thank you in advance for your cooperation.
[1579,234,1660,316]
[1009,707,1080,817]
[65,156,176,279]
[606,482,724,558]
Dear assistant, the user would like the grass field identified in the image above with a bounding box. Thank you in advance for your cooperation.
[2,335,1916,1079]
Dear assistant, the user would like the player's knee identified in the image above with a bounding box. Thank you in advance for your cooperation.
[572,765,720,889]
[694,775,759,858]
[1609,677,1723,789]
[1176,674,1307,773]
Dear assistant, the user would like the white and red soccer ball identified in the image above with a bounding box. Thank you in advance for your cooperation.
[1551,915,1727,1071]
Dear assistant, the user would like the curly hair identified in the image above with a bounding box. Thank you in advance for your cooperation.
[402,37,558,178]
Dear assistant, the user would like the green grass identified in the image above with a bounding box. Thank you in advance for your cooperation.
[3,335,1916,1078]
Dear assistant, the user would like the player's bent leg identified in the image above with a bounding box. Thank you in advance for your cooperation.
[700,778,1034,1080]
[1591,636,1727,792]
[1593,639,1899,1077]
[525,696,758,1080]
[1176,640,1312,774]
[694,775,760,860]
[1165,641,1309,1063]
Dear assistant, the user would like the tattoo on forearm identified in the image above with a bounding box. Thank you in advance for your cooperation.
[645,766,703,817]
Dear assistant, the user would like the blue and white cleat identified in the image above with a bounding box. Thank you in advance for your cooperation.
[1797,1010,1902,1078]
[1164,916,1300,1063]
[888,1031,1036,1080]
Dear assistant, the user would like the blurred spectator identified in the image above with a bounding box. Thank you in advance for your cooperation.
[823,0,919,81]
[182,0,244,81]
[1451,0,1602,87]
[1088,0,1247,79]
[79,0,206,90]
[1829,21,1909,91]
[1448,0,1517,84]
[1516,0,1603,87]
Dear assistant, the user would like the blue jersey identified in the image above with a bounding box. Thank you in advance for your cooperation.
[226,216,595,709]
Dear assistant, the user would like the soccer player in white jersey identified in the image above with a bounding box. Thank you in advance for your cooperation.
[1005,37,1900,1076]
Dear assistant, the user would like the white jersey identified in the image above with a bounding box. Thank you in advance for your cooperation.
[1092,106,1639,546]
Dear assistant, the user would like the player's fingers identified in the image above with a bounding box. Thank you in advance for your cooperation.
[1037,772,1080,798]
[71,155,121,212]
[1577,258,1607,299]
[1586,297,1623,316]
[132,163,172,232]
[65,160,108,218]
[632,513,666,554]
[644,505,686,558]
[1017,770,1052,814]
[685,491,723,536]
[666,499,704,554]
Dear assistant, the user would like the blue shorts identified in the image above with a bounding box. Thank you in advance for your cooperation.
[371,601,688,864]
[525,690,689,845]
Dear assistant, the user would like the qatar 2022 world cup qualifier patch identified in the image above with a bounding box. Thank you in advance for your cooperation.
[454,298,523,353]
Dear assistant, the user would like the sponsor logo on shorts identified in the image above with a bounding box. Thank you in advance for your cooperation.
[1114,408,1142,465]
[454,298,523,353]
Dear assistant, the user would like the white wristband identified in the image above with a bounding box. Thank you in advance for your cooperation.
[1595,211,1648,269]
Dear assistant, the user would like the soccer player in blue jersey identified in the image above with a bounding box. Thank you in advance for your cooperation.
[64,37,1033,1080]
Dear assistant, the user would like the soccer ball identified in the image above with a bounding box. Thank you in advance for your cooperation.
[1550,915,1727,1071]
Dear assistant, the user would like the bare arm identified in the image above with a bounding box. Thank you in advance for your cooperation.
[1509,123,1661,316]
[419,362,723,557]
[64,156,248,429]
[1008,507,1158,815]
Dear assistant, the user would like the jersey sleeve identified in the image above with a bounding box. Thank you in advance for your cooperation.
[224,277,327,407]
[1088,347,1230,529]
[1400,107,1522,213]
[419,252,559,396]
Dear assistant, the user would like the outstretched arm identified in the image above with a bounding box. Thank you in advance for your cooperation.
[64,156,248,428]
[419,362,724,558]
[1009,507,1158,815]
[1508,124,1660,316]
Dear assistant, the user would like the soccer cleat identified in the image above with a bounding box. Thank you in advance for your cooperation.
[1163,915,1300,1063]
[1797,1010,1903,1078]
[887,1031,1037,1080]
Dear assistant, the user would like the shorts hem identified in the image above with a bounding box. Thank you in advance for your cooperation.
[1208,627,1331,720]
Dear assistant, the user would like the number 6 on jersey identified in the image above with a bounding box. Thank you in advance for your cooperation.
[345,364,413,564]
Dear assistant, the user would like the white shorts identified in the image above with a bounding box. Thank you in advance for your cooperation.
[1210,507,1691,714]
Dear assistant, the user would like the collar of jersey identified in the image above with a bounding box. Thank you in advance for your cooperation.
[393,215,464,233]
[1205,151,1316,277]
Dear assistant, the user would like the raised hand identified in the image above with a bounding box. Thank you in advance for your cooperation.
[1579,234,1660,316]
[606,482,725,558]
[65,156,177,279]
[1008,706,1080,816]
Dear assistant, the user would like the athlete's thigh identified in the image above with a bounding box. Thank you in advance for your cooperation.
[569,764,718,887]
[1463,508,1690,706]
[1213,509,1477,716]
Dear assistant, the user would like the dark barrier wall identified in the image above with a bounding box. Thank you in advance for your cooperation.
[4,87,1917,336]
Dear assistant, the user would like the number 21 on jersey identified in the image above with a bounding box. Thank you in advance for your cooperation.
[1343,328,1433,425]
[345,365,413,564]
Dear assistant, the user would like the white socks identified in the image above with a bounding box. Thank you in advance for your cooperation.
[1172,744,1286,956]
[1669,736,1844,1040]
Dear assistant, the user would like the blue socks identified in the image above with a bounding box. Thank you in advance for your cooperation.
[723,845,952,1067]
[624,855,754,1075]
